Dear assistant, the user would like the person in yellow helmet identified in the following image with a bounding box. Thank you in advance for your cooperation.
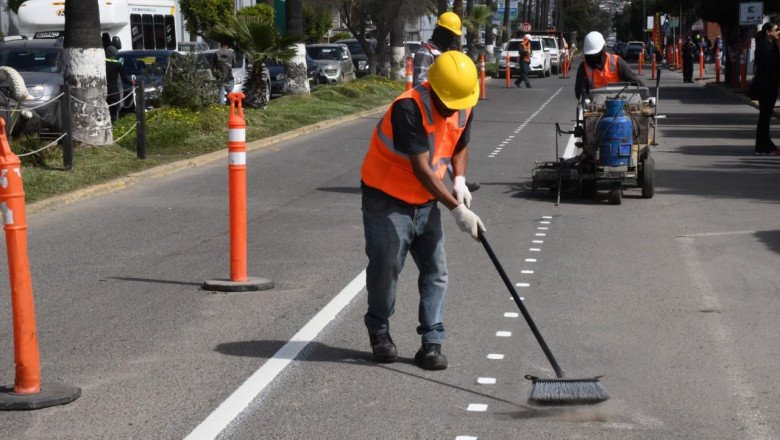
[361,51,484,371]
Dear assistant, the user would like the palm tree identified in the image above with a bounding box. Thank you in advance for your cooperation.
[63,0,112,145]
[285,0,309,95]
[209,16,301,109]
[464,5,494,59]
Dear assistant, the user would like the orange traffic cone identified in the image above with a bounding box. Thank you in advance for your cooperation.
[0,117,80,410]
[203,93,273,293]
[405,56,413,90]
[479,54,486,100]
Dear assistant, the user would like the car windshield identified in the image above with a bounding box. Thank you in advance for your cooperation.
[307,47,342,61]
[119,54,170,76]
[405,42,421,54]
[628,43,643,49]
[543,39,557,49]
[0,47,61,73]
[341,42,364,55]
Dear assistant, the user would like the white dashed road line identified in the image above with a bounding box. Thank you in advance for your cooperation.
[488,87,563,158]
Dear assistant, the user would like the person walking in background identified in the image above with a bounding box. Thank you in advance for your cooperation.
[104,45,133,122]
[213,42,236,104]
[682,36,696,83]
[413,12,462,85]
[752,22,780,155]
[514,34,532,88]
[360,51,485,371]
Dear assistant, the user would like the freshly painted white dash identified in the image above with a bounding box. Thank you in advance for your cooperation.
[521,270,534,274]
[496,331,512,337]
[185,271,367,440]
[525,258,537,262]
[540,221,551,224]
[504,312,519,318]
[530,248,540,251]
[532,240,543,244]
[542,216,553,219]
[515,283,530,287]
[456,436,478,440]
[487,353,504,360]
[510,297,525,301]
[478,377,497,385]
[538,227,549,230]
[508,135,515,138]
[467,404,488,412]
[535,233,546,237]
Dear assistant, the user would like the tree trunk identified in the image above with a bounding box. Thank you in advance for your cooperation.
[453,0,463,18]
[390,18,405,80]
[64,0,112,145]
[503,0,510,42]
[437,0,448,16]
[484,0,495,61]
[285,0,310,95]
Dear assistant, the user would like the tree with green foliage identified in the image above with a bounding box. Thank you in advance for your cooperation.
[237,3,275,21]
[209,15,301,108]
[180,0,233,38]
[302,3,332,43]
[564,0,610,46]
[464,5,494,58]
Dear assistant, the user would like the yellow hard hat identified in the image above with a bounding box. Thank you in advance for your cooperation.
[427,51,478,110]
[436,12,463,36]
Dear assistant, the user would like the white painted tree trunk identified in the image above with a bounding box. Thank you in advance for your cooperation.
[392,46,406,80]
[63,48,112,145]
[285,43,310,95]
[485,44,495,62]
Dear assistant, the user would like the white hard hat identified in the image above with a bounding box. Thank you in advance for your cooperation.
[523,34,531,40]
[583,31,606,55]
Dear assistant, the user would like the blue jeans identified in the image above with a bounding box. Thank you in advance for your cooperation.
[362,187,448,345]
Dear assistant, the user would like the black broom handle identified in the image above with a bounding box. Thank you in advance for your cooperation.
[478,230,565,378]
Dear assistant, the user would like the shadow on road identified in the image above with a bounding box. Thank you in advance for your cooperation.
[106,276,203,287]
[316,186,361,194]
[755,230,780,255]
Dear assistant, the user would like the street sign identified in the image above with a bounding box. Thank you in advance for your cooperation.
[646,16,653,31]
[739,1,763,26]
[691,19,704,31]
[521,22,532,32]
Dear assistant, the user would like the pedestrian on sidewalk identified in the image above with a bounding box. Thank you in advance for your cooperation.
[514,34,532,88]
[360,51,485,371]
[682,36,696,83]
[752,22,780,155]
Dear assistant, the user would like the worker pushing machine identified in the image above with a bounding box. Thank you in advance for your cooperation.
[575,31,645,100]
[360,51,485,371]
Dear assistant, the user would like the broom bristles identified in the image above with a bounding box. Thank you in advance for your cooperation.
[528,378,609,405]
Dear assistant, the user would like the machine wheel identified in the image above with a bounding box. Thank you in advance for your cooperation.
[608,182,622,205]
[581,179,596,198]
[641,156,655,198]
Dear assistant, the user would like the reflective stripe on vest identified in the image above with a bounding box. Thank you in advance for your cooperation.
[361,83,472,205]
[584,53,621,89]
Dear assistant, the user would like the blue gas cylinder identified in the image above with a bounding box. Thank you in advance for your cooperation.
[597,99,632,166]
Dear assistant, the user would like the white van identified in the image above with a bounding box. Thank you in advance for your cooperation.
[497,36,551,78]
[541,35,561,74]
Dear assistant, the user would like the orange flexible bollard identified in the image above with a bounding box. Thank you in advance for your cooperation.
[0,118,80,410]
[638,51,643,75]
[699,47,704,80]
[405,56,413,91]
[479,54,486,100]
[715,47,721,84]
[651,54,656,79]
[202,93,272,293]
[505,52,511,88]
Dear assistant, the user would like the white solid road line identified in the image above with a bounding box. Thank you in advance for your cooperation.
[184,270,367,440]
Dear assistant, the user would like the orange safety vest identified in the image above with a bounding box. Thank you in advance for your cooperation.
[583,52,621,88]
[520,39,531,62]
[361,83,472,205]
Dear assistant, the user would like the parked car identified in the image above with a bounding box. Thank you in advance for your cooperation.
[613,41,628,57]
[624,41,645,61]
[335,38,373,77]
[404,41,422,57]
[306,44,356,84]
[197,49,271,102]
[266,54,322,96]
[497,37,551,78]
[541,35,561,74]
[117,49,181,109]
[0,37,64,130]
[177,41,209,53]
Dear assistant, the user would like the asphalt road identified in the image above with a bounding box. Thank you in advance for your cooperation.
[0,63,778,440]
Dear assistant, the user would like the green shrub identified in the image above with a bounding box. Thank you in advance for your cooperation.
[161,53,218,110]
[237,4,274,21]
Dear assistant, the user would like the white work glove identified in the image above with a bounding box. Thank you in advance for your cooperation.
[450,204,486,241]
[452,175,472,208]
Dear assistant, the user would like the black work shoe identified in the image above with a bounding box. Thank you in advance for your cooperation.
[465,181,481,192]
[369,333,398,363]
[413,343,448,370]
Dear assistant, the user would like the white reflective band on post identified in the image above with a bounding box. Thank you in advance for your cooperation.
[1,202,13,225]
[406,75,413,81]
[228,129,246,142]
[229,152,246,166]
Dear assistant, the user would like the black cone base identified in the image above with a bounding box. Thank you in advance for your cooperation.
[0,382,81,410]
[202,277,274,292]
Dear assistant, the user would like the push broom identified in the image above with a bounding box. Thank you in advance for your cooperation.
[478,230,609,405]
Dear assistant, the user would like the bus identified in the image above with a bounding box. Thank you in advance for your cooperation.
[16,0,181,51]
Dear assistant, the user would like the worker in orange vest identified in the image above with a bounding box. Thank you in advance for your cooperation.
[575,31,644,100]
[360,51,484,371]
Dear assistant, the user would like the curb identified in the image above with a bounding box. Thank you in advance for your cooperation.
[28,105,388,214]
